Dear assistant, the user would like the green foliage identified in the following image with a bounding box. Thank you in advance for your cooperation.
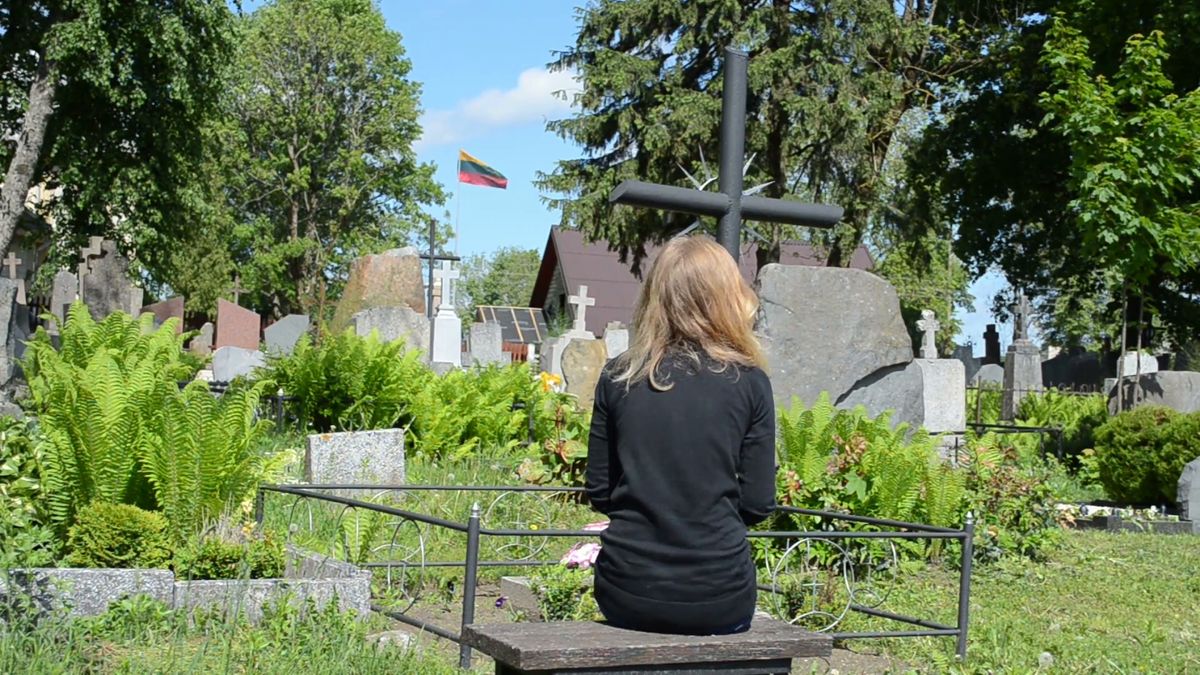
[1016,390,1108,462]
[202,0,447,320]
[0,417,58,568]
[175,529,285,581]
[517,399,592,488]
[64,502,173,569]
[20,302,275,538]
[876,234,974,357]
[531,564,601,622]
[457,247,542,322]
[776,393,966,536]
[1093,406,1200,504]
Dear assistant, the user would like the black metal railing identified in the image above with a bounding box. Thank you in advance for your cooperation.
[255,484,975,669]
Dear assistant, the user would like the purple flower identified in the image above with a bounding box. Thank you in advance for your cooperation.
[496,596,507,609]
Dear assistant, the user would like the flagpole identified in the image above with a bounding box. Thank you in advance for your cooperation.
[454,149,462,258]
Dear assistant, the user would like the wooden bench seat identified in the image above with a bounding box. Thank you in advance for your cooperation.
[462,618,833,675]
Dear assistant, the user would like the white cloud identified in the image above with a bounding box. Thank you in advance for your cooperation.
[417,66,578,150]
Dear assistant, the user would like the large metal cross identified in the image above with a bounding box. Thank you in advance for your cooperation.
[608,47,844,263]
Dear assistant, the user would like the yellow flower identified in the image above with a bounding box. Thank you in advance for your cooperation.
[530,524,539,531]
[539,372,562,392]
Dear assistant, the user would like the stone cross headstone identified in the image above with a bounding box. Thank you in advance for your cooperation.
[229,274,247,307]
[1012,292,1032,342]
[430,260,462,367]
[983,324,1001,365]
[1002,294,1043,420]
[190,322,214,356]
[49,270,78,336]
[916,309,940,360]
[3,252,24,305]
[607,48,842,261]
[79,240,142,322]
[215,298,261,351]
[77,236,102,296]
[567,285,596,337]
[468,321,506,366]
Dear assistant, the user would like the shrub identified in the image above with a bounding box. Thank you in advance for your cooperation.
[960,434,1063,562]
[0,417,57,567]
[175,529,286,580]
[1094,406,1200,504]
[531,564,600,622]
[1017,390,1109,462]
[65,502,173,569]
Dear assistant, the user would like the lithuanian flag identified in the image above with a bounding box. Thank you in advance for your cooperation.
[458,150,508,189]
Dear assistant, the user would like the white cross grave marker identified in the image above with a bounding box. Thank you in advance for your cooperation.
[3,252,24,305]
[917,309,940,360]
[568,285,596,334]
[432,259,460,312]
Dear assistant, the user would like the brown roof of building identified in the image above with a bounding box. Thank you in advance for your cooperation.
[530,228,875,336]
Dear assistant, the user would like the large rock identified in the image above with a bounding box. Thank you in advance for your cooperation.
[351,306,429,356]
[330,248,425,335]
[1179,458,1200,523]
[1109,371,1200,414]
[757,264,913,408]
[561,338,608,410]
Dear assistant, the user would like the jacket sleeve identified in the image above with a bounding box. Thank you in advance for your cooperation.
[738,373,777,526]
[585,371,616,514]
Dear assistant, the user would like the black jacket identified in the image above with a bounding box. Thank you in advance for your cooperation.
[585,354,776,633]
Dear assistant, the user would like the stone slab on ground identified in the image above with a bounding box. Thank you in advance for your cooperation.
[0,568,174,619]
[351,306,429,356]
[1178,457,1200,524]
[211,346,266,382]
[173,577,369,624]
[330,248,425,335]
[757,264,913,408]
[1109,371,1200,414]
[305,428,405,487]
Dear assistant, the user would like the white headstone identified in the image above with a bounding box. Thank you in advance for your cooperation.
[212,346,266,382]
[563,285,596,340]
[604,321,629,361]
[915,358,966,433]
[916,309,940,360]
[1119,351,1159,377]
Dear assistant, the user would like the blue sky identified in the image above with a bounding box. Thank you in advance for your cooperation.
[387,0,1012,353]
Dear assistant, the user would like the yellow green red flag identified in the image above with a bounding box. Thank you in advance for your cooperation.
[458,150,507,189]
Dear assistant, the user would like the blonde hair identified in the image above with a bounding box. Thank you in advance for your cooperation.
[611,235,766,391]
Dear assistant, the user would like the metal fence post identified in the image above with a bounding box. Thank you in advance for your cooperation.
[254,489,265,528]
[459,503,482,670]
[956,511,975,661]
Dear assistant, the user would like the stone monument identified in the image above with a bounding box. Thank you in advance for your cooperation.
[329,248,425,335]
[1002,293,1042,420]
[983,324,1001,366]
[916,309,939,359]
[351,306,430,356]
[541,285,599,377]
[468,321,507,366]
[80,240,143,321]
[430,260,462,367]
[215,299,261,351]
[264,314,310,355]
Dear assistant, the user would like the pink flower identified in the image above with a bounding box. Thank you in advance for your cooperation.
[561,542,602,570]
[583,521,609,532]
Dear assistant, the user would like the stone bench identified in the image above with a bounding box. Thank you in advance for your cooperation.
[462,618,832,675]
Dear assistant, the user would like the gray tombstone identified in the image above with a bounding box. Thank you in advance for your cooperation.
[80,241,141,321]
[1002,340,1043,420]
[190,322,214,357]
[1108,371,1200,414]
[604,322,629,361]
[975,363,1004,385]
[350,306,430,357]
[468,322,505,366]
[49,270,78,335]
[211,346,267,383]
[1178,458,1200,525]
[952,344,982,384]
[264,314,310,356]
[305,429,405,491]
[0,279,16,385]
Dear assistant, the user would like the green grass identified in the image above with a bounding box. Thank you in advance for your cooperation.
[837,531,1200,674]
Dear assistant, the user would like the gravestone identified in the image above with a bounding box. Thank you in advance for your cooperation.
[0,279,17,386]
[468,322,506,366]
[140,297,185,334]
[80,240,142,321]
[1118,351,1158,377]
[1041,347,1103,390]
[757,264,913,407]
[329,248,425,335]
[916,310,940,359]
[211,346,266,382]
[215,299,261,351]
[539,335,568,377]
[975,363,1004,385]
[562,286,596,340]
[430,261,462,367]
[603,321,629,361]
[1002,294,1042,420]
[351,306,430,356]
[190,322,214,357]
[983,324,1001,365]
[305,429,405,488]
[1108,371,1200,414]
[264,314,310,355]
[4,252,25,306]
[952,344,981,384]
[916,359,966,433]
[1178,458,1200,524]
[837,362,925,430]
[49,270,78,335]
[561,338,608,410]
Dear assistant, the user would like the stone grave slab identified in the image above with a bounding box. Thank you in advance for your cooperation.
[80,240,141,321]
[215,299,261,351]
[211,346,266,382]
[603,321,629,361]
[141,296,185,334]
[468,321,505,366]
[305,428,405,487]
[351,306,429,356]
[1002,341,1042,420]
[264,314,310,355]
[49,270,78,335]
[562,338,608,410]
[1109,371,1200,414]
[915,359,966,433]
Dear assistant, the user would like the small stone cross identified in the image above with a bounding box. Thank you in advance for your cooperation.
[568,285,596,333]
[1012,292,1032,342]
[229,274,247,306]
[3,252,24,305]
[432,259,460,310]
[77,236,103,298]
[917,309,940,359]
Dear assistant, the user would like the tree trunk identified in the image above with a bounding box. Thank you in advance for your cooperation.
[0,56,57,258]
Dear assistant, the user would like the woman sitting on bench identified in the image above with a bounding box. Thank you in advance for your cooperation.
[585,235,776,636]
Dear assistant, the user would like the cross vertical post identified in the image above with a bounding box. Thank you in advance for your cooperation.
[717,47,748,260]
[568,285,596,334]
